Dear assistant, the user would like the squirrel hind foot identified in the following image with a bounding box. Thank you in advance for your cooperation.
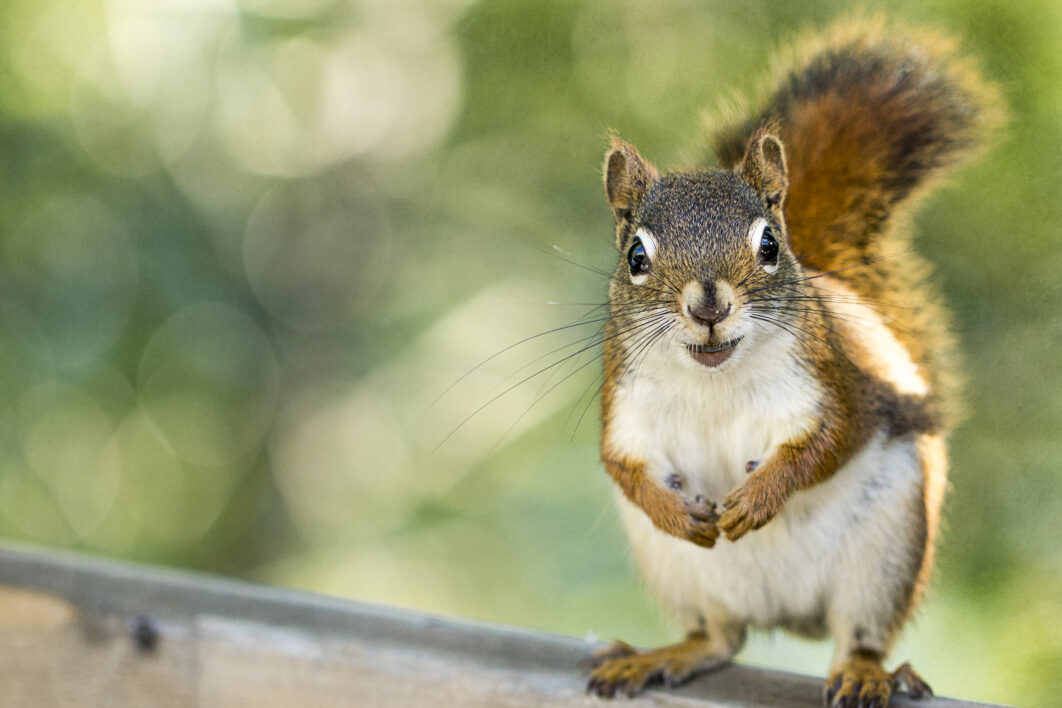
[824,656,934,708]
[825,656,892,708]
[585,632,730,698]
[891,661,934,700]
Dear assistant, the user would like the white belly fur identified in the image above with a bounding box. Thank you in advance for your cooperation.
[618,433,923,634]
[608,336,925,636]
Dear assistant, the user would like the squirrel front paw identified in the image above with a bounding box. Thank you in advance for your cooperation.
[606,459,722,548]
[682,496,720,548]
[718,473,783,541]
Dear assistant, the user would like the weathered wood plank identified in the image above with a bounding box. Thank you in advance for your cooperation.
[0,544,1007,707]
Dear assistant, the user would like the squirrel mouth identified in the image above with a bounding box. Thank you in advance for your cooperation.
[686,338,741,368]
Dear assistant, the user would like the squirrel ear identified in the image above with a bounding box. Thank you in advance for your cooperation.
[604,136,658,237]
[737,128,788,211]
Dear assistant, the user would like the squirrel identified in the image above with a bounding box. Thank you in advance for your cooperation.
[584,16,1002,707]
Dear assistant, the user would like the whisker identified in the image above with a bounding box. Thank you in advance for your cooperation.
[745,249,915,296]
[430,299,670,408]
[748,311,840,358]
[750,300,916,337]
[508,304,674,397]
[483,302,675,396]
[749,293,911,311]
[599,318,675,418]
[434,309,672,450]
[654,268,686,299]
[569,312,672,436]
[497,310,675,448]
[522,241,612,278]
[568,367,606,438]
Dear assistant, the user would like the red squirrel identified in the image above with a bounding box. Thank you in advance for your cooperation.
[586,17,1002,707]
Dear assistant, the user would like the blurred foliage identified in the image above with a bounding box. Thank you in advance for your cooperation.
[0,0,1059,705]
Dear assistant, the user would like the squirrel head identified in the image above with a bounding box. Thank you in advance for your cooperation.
[602,129,804,372]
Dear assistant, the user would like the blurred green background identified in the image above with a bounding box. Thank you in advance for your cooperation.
[0,0,1058,705]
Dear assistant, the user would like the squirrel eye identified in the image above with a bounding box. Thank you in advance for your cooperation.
[627,237,650,276]
[759,226,779,265]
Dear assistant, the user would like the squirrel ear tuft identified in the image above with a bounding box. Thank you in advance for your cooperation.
[737,128,788,210]
[604,136,658,235]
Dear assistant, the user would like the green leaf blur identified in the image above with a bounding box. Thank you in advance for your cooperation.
[0,1,1057,705]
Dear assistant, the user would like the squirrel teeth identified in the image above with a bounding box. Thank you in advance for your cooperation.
[686,338,741,368]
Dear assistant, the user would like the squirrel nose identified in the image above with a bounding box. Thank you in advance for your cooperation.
[686,298,731,328]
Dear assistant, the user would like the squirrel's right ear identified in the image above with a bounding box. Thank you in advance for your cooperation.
[604,136,658,241]
[736,127,788,214]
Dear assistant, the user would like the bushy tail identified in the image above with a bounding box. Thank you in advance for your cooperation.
[711,17,1004,272]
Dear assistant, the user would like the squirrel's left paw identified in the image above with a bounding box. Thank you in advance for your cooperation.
[718,474,782,540]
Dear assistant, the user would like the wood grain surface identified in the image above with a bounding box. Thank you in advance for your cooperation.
[0,544,1007,708]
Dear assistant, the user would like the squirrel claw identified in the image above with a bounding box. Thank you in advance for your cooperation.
[683,497,720,548]
[891,662,933,699]
[718,511,750,540]
[581,639,638,669]
[719,476,779,540]
[718,492,758,540]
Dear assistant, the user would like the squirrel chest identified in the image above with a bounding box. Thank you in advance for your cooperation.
[604,330,822,503]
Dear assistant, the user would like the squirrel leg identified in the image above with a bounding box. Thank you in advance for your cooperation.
[585,620,744,698]
[823,434,934,707]
[603,457,719,548]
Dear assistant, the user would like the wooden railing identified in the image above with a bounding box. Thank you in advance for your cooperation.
[0,544,1005,707]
